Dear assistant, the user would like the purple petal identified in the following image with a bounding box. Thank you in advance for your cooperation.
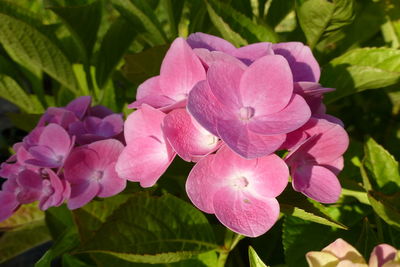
[68,181,100,210]
[0,191,19,222]
[65,96,92,119]
[231,42,274,65]
[272,42,320,82]
[89,105,115,118]
[187,32,236,52]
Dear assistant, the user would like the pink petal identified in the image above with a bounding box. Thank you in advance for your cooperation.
[38,124,72,157]
[0,191,19,221]
[187,80,223,136]
[369,244,397,267]
[207,61,244,108]
[248,94,311,135]
[217,120,286,159]
[272,42,320,82]
[115,137,175,187]
[322,156,344,175]
[322,238,363,260]
[124,104,166,144]
[293,164,341,203]
[187,32,236,53]
[193,49,247,69]
[23,127,44,149]
[163,109,219,162]
[64,147,98,184]
[186,154,224,213]
[314,113,345,127]
[16,170,43,204]
[213,187,280,237]
[289,118,349,164]
[67,181,100,210]
[240,55,294,115]
[159,37,206,101]
[232,42,274,65]
[39,107,78,129]
[97,162,126,198]
[66,96,92,119]
[27,146,62,168]
[137,76,161,100]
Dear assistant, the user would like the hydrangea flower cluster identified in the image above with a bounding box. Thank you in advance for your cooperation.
[116,33,349,237]
[306,238,400,267]
[0,96,126,221]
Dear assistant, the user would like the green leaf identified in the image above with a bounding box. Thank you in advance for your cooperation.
[0,10,80,94]
[368,191,400,229]
[278,186,347,229]
[265,0,295,28]
[73,194,132,242]
[0,74,44,113]
[296,0,355,48]
[35,227,80,267]
[122,45,169,86]
[0,220,51,264]
[77,193,218,264]
[206,0,278,47]
[249,246,268,267]
[46,0,102,61]
[6,112,41,132]
[321,48,400,103]
[62,254,93,267]
[45,205,75,240]
[0,202,45,230]
[363,137,400,194]
[112,0,167,46]
[95,17,137,89]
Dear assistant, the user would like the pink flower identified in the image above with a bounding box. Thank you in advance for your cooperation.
[0,190,19,222]
[285,118,349,203]
[64,139,126,209]
[369,244,399,267]
[272,42,321,82]
[186,146,288,237]
[162,108,220,162]
[187,32,274,65]
[129,38,206,111]
[69,114,124,145]
[25,123,74,169]
[188,55,311,158]
[116,104,176,187]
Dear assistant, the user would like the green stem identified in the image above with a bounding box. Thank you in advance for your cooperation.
[375,214,384,242]
[217,230,244,267]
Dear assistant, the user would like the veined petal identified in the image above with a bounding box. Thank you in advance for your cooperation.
[292,164,341,203]
[187,32,236,52]
[68,181,100,210]
[217,120,285,159]
[232,42,274,65]
[213,187,280,237]
[163,109,219,162]
[98,162,126,198]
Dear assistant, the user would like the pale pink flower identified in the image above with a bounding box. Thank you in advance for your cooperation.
[188,55,311,158]
[369,244,399,267]
[116,104,176,187]
[64,139,126,209]
[186,146,288,237]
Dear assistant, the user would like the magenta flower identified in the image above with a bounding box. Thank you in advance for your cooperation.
[129,37,206,111]
[64,139,126,210]
[116,104,176,187]
[186,146,288,237]
[39,169,70,211]
[69,114,124,145]
[188,55,311,158]
[64,95,92,119]
[0,190,19,222]
[162,108,220,162]
[285,118,349,203]
[25,123,74,169]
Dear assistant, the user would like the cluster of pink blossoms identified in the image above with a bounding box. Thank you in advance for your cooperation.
[0,96,126,220]
[116,33,349,237]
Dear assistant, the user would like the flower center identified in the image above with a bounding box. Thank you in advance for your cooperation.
[239,106,255,121]
[232,176,249,189]
[92,170,104,181]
